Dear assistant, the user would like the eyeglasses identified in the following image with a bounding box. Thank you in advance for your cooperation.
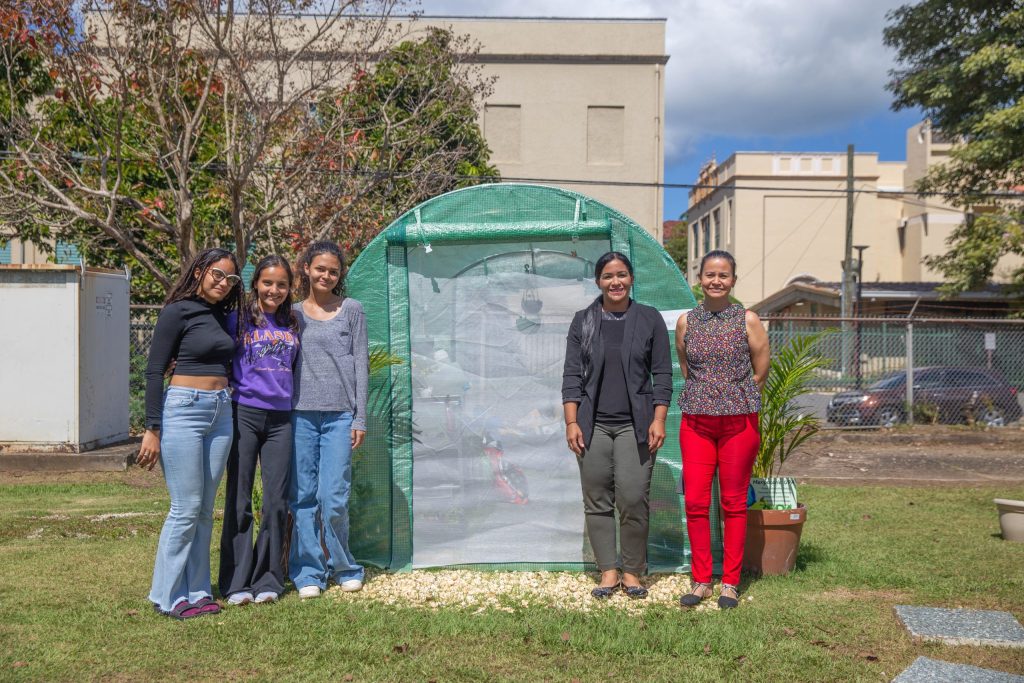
[209,267,242,286]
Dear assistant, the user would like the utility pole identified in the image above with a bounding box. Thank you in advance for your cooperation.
[840,144,855,376]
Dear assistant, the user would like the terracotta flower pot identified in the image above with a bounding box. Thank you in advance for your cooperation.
[994,498,1024,543]
[743,504,807,576]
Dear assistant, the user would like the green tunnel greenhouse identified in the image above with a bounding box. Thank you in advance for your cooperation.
[345,183,720,572]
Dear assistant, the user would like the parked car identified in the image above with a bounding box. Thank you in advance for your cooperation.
[827,366,1022,427]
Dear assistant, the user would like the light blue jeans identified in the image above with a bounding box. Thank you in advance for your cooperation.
[289,410,364,589]
[148,387,233,612]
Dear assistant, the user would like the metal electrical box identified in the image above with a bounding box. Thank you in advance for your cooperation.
[0,264,130,452]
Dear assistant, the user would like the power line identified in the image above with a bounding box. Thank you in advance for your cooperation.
[1,149,1022,201]
[779,189,848,284]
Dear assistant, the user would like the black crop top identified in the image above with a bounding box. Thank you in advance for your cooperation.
[144,297,235,430]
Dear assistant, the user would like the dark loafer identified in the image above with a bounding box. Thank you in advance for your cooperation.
[591,584,619,599]
[623,584,648,599]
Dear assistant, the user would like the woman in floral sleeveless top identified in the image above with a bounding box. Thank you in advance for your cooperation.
[675,250,770,609]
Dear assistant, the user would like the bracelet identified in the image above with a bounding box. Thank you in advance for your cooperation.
[652,417,666,423]
[565,421,577,427]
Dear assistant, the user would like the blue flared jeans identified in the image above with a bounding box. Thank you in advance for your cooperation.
[149,387,233,612]
[289,410,364,589]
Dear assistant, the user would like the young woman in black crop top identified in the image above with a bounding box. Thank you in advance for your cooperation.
[137,247,242,620]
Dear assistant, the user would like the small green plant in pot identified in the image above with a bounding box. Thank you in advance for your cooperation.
[745,330,832,575]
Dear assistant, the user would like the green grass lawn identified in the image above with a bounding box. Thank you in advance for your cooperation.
[1,480,1022,682]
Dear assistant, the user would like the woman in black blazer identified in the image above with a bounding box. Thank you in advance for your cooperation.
[562,251,673,599]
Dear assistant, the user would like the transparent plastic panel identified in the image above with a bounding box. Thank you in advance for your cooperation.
[407,238,610,567]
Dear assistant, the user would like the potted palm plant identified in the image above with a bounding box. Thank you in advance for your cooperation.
[744,330,832,576]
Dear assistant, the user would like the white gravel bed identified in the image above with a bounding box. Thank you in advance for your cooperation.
[327,570,733,613]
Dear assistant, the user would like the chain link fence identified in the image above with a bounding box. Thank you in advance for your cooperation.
[765,316,1024,428]
[131,308,1024,430]
[130,307,160,432]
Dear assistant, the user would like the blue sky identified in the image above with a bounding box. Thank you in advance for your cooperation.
[417,0,922,222]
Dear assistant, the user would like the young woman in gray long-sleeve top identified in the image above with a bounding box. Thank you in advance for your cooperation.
[288,241,369,599]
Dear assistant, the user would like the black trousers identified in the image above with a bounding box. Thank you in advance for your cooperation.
[219,403,292,597]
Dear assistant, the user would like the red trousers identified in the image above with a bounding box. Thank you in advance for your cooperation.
[679,413,760,585]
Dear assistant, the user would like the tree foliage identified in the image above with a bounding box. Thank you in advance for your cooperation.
[0,2,497,300]
[884,1,1024,292]
[663,223,687,276]
[0,3,53,133]
[294,27,498,256]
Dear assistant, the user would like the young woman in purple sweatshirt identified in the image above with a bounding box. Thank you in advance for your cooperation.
[218,255,300,606]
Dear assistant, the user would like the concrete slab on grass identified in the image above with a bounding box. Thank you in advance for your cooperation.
[894,606,1024,648]
[0,440,138,472]
[892,656,1024,682]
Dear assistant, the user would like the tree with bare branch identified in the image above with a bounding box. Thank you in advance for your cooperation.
[1,1,497,300]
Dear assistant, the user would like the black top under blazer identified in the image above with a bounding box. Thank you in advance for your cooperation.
[561,299,674,449]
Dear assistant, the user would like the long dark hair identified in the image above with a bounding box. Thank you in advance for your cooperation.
[580,251,634,380]
[699,249,737,276]
[240,254,299,338]
[164,248,242,316]
[296,241,346,300]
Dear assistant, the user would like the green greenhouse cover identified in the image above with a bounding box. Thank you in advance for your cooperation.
[345,183,721,572]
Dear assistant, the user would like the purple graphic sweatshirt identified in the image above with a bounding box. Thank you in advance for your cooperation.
[227,311,300,411]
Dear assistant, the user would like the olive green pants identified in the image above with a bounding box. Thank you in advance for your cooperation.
[577,422,653,575]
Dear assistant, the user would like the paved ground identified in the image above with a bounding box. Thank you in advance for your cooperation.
[894,657,1024,682]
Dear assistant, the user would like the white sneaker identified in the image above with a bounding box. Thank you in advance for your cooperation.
[227,591,254,606]
[340,579,363,593]
[254,591,278,604]
[298,585,321,599]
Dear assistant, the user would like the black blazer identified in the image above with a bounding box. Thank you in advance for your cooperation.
[561,299,673,449]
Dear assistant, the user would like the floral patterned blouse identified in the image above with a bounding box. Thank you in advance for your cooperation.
[678,303,761,415]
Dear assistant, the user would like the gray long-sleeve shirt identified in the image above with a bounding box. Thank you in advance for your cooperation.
[291,298,369,431]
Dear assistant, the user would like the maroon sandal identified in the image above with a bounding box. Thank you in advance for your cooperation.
[155,600,206,620]
[191,596,221,615]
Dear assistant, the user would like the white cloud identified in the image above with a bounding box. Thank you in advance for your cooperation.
[416,0,905,162]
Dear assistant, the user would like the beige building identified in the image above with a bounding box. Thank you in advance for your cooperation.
[686,150,906,306]
[2,16,668,265]
[685,121,1019,308]
[900,121,974,282]
[416,16,667,239]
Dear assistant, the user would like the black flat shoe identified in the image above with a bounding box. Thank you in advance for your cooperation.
[717,584,739,609]
[591,584,619,599]
[622,584,648,599]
